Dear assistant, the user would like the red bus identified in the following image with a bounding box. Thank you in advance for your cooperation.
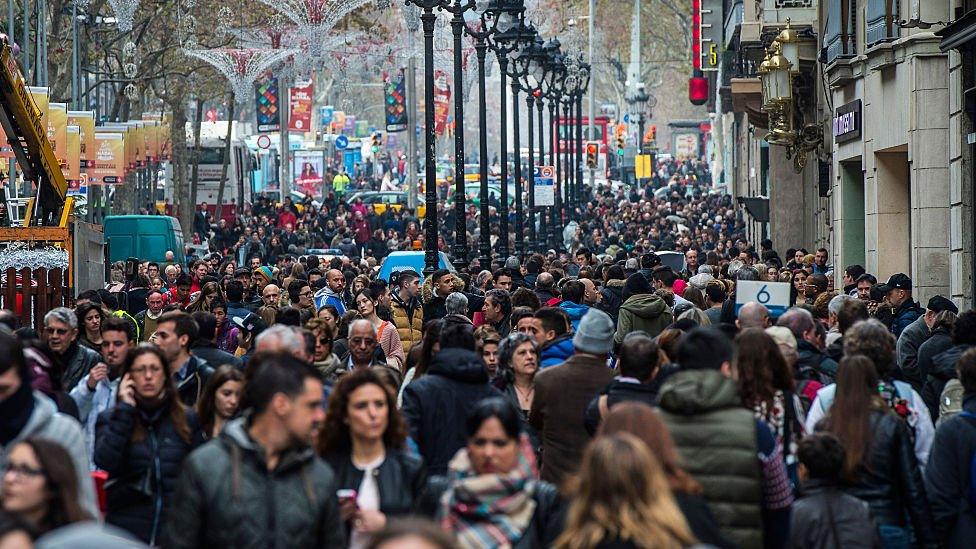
[556,116,610,153]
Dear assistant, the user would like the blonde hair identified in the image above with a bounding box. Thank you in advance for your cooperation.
[554,433,696,549]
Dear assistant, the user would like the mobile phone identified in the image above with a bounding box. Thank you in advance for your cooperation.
[337,489,357,503]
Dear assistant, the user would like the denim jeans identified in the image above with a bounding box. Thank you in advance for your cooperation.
[877,524,912,549]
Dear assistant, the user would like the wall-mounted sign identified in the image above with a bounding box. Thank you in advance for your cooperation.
[833,99,861,144]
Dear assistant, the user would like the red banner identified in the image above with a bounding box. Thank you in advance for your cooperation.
[433,70,451,136]
[288,82,313,132]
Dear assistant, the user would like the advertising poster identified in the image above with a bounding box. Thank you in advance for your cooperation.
[68,111,95,168]
[331,111,346,133]
[48,103,67,164]
[66,126,81,181]
[292,150,324,198]
[385,70,407,132]
[533,165,555,206]
[320,105,334,128]
[255,76,281,132]
[343,114,356,133]
[288,82,313,132]
[28,86,48,130]
[91,132,125,184]
[433,70,451,136]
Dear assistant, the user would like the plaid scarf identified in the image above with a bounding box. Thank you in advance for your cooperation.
[441,435,539,549]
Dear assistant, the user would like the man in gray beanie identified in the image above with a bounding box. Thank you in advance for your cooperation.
[530,308,616,486]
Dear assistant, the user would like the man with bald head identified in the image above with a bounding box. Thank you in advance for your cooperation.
[534,272,559,304]
[313,268,347,314]
[261,284,281,309]
[254,324,312,363]
[737,301,770,330]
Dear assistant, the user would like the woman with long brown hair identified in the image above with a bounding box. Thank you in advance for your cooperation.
[195,365,244,439]
[597,402,731,548]
[734,328,806,484]
[94,345,205,545]
[185,281,223,313]
[318,368,425,548]
[818,355,936,548]
[554,433,697,549]
[1,437,92,535]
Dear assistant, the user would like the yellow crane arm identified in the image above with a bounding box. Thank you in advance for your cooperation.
[0,37,68,226]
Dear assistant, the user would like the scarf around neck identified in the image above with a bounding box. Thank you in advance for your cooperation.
[441,434,539,549]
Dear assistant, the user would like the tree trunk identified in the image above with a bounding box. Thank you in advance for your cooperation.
[169,99,192,237]
[215,93,235,222]
[188,98,204,233]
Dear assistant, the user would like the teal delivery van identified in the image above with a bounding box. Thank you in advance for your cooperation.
[103,215,186,265]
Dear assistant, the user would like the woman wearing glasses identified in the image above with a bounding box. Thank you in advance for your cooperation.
[1,437,92,536]
[94,346,204,545]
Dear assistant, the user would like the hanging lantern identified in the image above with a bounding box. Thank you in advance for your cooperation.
[776,19,800,74]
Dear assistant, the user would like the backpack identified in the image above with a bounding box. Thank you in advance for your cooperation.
[938,379,965,427]
[957,410,976,511]
[796,379,823,415]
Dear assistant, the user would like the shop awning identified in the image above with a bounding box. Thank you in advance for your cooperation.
[736,196,770,223]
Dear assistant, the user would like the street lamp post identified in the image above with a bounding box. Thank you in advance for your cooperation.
[633,85,649,155]
[403,0,457,275]
[484,0,526,259]
[446,0,476,269]
[504,22,535,259]
[543,44,565,251]
[575,62,590,215]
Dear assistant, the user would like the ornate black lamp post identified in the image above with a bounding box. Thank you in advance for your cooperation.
[444,0,476,269]
[502,21,536,258]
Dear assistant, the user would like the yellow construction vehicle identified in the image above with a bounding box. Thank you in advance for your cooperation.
[0,35,103,300]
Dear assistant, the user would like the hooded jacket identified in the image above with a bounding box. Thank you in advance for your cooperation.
[163,416,346,549]
[0,391,99,519]
[657,370,763,549]
[400,347,502,476]
[613,293,672,345]
[539,332,575,369]
[313,286,347,315]
[391,292,423,353]
[597,279,625,322]
[559,301,589,331]
[795,340,838,385]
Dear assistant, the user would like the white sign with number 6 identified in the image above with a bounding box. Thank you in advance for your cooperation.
[735,280,792,316]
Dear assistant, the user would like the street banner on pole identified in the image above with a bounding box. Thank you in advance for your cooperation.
[635,154,652,179]
[433,70,451,136]
[255,76,281,132]
[385,70,407,132]
[288,82,313,132]
[66,125,80,181]
[534,165,555,206]
[92,132,125,184]
[68,111,95,168]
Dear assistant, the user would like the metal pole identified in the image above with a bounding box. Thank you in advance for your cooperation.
[497,55,509,257]
[511,79,522,258]
[22,0,29,79]
[72,2,78,109]
[406,37,418,209]
[526,94,535,250]
[563,100,571,221]
[475,38,490,266]
[450,10,468,268]
[40,0,46,85]
[420,7,439,275]
[536,97,546,251]
[548,99,558,250]
[587,0,595,189]
[8,0,13,44]
[576,92,583,215]
[281,77,291,200]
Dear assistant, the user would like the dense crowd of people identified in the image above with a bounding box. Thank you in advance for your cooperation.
[2,156,976,548]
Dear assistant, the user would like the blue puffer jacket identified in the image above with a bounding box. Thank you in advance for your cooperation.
[540,333,575,369]
[890,299,924,339]
[94,400,204,544]
[560,301,590,331]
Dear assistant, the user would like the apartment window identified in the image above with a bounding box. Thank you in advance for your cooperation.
[824,0,856,63]
[865,0,899,47]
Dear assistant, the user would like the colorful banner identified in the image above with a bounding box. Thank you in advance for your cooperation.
[66,125,81,182]
[288,82,313,132]
[255,76,281,132]
[433,70,451,136]
[292,150,324,198]
[320,105,334,127]
[92,132,125,184]
[331,111,346,133]
[385,70,407,132]
[48,103,67,165]
[28,86,48,131]
[68,111,95,168]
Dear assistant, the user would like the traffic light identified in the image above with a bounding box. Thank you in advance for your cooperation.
[585,142,598,168]
[615,135,625,155]
[649,125,657,142]
[371,133,381,153]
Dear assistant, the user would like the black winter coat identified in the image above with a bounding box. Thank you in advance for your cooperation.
[422,475,564,549]
[94,400,204,544]
[916,327,954,384]
[924,395,976,548]
[324,449,427,524]
[400,347,502,476]
[922,344,974,420]
[796,340,837,385]
[820,410,936,547]
[582,370,677,436]
[174,355,214,408]
[788,479,880,548]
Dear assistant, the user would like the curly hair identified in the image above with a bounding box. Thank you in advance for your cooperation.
[734,328,795,409]
[812,291,838,320]
[843,319,896,377]
[317,368,408,456]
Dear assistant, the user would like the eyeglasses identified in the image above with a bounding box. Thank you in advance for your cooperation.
[3,463,44,480]
[299,290,313,297]
[45,327,69,335]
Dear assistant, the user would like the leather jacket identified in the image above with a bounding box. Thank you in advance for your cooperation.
[324,449,427,519]
[837,410,937,547]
